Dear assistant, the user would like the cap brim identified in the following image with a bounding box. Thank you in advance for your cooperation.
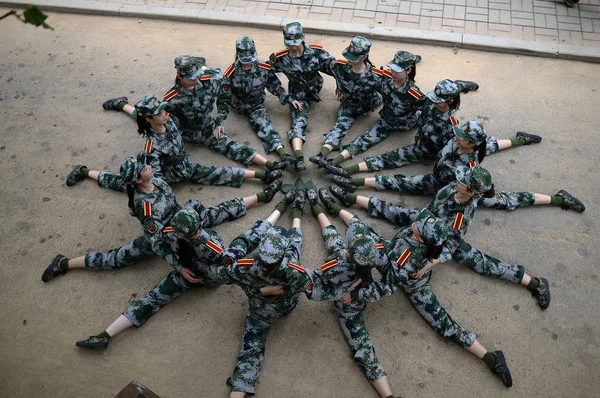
[386,62,406,72]
[453,126,472,142]
[284,39,303,47]
[238,53,258,64]
[455,168,469,187]
[154,102,169,115]
[342,48,362,62]
[426,90,446,104]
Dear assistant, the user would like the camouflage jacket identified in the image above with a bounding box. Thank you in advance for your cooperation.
[218,60,292,119]
[134,176,183,271]
[414,99,460,155]
[310,218,389,302]
[330,59,383,110]
[181,198,247,265]
[203,227,310,316]
[163,67,224,133]
[432,139,479,187]
[427,182,478,262]
[352,229,432,304]
[268,42,335,100]
[142,116,187,173]
[377,74,425,126]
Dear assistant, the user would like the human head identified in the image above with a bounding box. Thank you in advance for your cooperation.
[343,36,371,63]
[455,120,487,146]
[174,55,205,80]
[236,36,258,64]
[427,79,460,104]
[414,209,448,246]
[258,226,289,272]
[172,207,201,238]
[120,153,148,185]
[283,22,304,47]
[135,95,168,119]
[347,233,378,267]
[455,165,493,195]
[387,50,416,72]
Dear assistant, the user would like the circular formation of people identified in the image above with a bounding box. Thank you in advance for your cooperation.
[42,22,586,398]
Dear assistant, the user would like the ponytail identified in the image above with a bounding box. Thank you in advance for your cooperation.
[483,184,496,199]
[476,141,487,164]
[126,184,136,217]
[425,244,444,262]
[177,238,197,271]
[449,93,461,111]
[136,114,152,137]
[408,64,416,81]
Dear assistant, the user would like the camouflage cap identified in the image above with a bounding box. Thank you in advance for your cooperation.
[120,153,146,185]
[455,120,487,145]
[455,165,493,194]
[347,233,378,267]
[342,36,371,62]
[174,55,205,79]
[386,51,417,73]
[415,209,448,246]
[236,36,258,64]
[171,207,201,237]
[283,22,304,47]
[134,95,168,118]
[427,79,460,103]
[258,226,289,266]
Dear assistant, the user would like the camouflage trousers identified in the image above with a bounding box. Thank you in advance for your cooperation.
[85,236,154,270]
[375,173,440,196]
[335,300,387,383]
[478,191,535,211]
[181,126,257,165]
[367,197,418,228]
[222,220,273,263]
[404,282,476,349]
[287,99,310,142]
[163,156,245,188]
[122,270,218,327]
[242,105,284,153]
[343,117,417,158]
[452,240,525,283]
[96,155,245,190]
[323,102,380,150]
[364,137,499,173]
[228,296,298,395]
[97,171,126,192]
[307,225,361,302]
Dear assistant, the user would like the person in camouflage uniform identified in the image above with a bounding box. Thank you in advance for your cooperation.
[307,36,383,166]
[66,95,282,191]
[101,56,287,171]
[326,80,544,178]
[331,120,585,213]
[195,187,311,397]
[325,79,471,177]
[315,51,424,172]
[268,22,336,171]
[330,166,553,311]
[339,208,514,388]
[218,36,300,163]
[43,155,186,284]
[303,182,397,398]
[69,180,282,350]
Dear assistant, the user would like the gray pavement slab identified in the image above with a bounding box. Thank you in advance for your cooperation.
[2,0,600,60]
[1,10,599,398]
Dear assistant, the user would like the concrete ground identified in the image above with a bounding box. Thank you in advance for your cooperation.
[0,10,599,398]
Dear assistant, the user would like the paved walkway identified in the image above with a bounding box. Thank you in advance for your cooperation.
[90,0,600,47]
